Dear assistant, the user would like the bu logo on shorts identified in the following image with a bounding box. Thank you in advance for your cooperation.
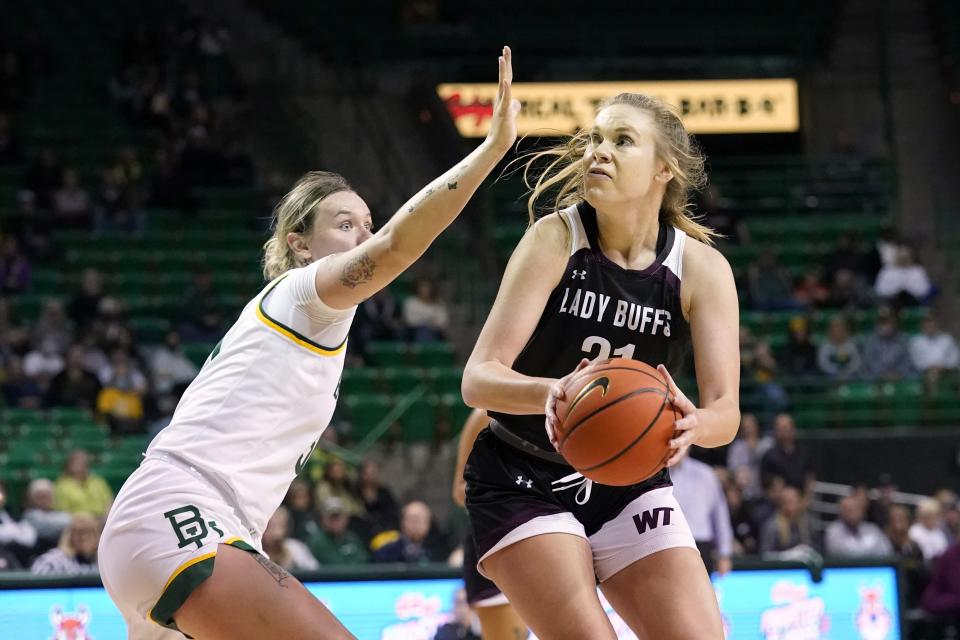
[164,505,224,549]
[633,507,674,534]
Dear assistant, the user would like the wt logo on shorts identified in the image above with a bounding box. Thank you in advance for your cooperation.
[633,507,674,534]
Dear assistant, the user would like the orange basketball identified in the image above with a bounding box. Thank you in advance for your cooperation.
[555,358,677,486]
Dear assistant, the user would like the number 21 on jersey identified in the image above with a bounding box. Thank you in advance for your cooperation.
[582,335,636,361]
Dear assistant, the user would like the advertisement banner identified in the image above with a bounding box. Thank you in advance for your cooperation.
[0,565,899,639]
[437,79,799,136]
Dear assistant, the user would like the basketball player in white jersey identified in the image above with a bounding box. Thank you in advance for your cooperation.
[98,47,520,640]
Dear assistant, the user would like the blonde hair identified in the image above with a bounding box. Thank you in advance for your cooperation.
[60,513,99,557]
[519,93,717,244]
[262,171,354,280]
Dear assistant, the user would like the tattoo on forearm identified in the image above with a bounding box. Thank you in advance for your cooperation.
[253,553,291,588]
[407,166,465,212]
[340,252,376,288]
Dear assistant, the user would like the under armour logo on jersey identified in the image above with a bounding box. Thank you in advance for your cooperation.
[571,269,587,280]
[515,474,533,489]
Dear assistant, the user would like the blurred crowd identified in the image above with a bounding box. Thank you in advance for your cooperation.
[2,408,959,625]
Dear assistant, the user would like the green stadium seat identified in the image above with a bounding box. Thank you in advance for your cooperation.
[409,343,456,367]
[341,393,394,441]
[381,367,422,394]
[341,367,382,395]
[400,396,439,442]
[425,367,463,396]
[49,407,94,426]
[367,342,409,367]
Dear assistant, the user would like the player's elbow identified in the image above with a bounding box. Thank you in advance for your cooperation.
[461,367,481,408]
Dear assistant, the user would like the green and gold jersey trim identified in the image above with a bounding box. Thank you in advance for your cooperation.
[255,273,348,357]
[149,537,256,631]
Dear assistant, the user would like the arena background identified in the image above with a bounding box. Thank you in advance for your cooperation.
[0,0,959,638]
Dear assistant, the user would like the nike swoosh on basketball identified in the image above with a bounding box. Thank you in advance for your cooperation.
[566,375,610,417]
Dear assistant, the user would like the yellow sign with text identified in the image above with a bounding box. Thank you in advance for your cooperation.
[436,79,799,136]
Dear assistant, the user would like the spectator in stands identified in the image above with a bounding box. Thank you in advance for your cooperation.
[726,413,771,500]
[921,541,960,619]
[21,148,63,208]
[23,336,65,390]
[817,315,862,379]
[874,245,932,307]
[262,506,319,572]
[30,513,99,575]
[2,354,44,408]
[313,458,363,519]
[868,473,898,527]
[886,504,923,559]
[178,269,224,342]
[148,330,199,396]
[825,234,867,284]
[910,315,959,384]
[725,483,759,555]
[0,480,37,567]
[96,348,147,434]
[861,307,916,380]
[22,478,71,553]
[826,268,875,310]
[373,500,444,564]
[283,478,319,542]
[433,589,481,640]
[32,299,74,355]
[791,269,829,310]
[777,316,819,376]
[671,453,734,574]
[936,489,960,543]
[68,268,104,330]
[353,459,399,539]
[824,495,892,558]
[0,112,23,166]
[307,497,370,565]
[748,249,794,310]
[758,486,817,554]
[760,413,814,494]
[53,450,113,517]
[52,168,92,229]
[402,278,448,342]
[0,235,31,293]
[910,498,950,562]
[746,341,790,425]
[46,345,102,411]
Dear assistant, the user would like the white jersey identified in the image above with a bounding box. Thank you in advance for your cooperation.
[147,257,355,538]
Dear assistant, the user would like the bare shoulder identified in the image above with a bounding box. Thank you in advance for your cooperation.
[525,212,570,253]
[680,237,736,314]
[682,236,734,286]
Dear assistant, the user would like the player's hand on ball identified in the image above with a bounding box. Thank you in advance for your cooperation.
[545,358,591,450]
[657,364,701,467]
[485,46,521,154]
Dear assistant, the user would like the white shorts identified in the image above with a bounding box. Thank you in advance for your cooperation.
[98,457,260,638]
[478,486,696,582]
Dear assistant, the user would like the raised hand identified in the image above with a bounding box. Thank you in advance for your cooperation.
[485,46,521,154]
